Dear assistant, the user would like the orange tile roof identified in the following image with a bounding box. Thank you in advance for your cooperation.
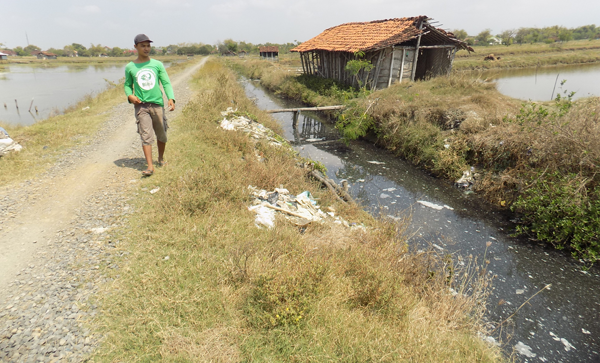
[292,16,454,53]
[259,46,279,53]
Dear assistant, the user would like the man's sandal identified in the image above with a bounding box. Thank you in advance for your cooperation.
[142,169,154,176]
[158,160,167,167]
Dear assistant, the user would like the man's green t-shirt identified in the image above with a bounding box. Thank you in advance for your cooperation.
[124,59,175,107]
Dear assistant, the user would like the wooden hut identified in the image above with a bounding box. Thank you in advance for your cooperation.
[291,16,472,89]
[0,52,7,60]
[37,51,57,60]
[259,46,279,59]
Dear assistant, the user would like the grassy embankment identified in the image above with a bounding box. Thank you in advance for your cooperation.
[93,59,503,362]
[0,59,191,186]
[227,57,600,263]
[454,39,600,70]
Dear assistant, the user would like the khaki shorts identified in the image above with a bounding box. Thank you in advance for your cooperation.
[135,103,168,146]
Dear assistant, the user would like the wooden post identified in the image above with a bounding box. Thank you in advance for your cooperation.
[372,49,385,90]
[448,48,457,74]
[399,48,406,83]
[28,98,34,112]
[411,20,425,81]
[387,46,396,88]
[14,99,18,110]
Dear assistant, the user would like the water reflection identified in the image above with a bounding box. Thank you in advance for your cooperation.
[243,78,600,362]
[0,64,126,125]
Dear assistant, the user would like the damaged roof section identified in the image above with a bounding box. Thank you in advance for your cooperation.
[291,16,472,53]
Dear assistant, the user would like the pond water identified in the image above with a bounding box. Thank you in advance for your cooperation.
[0,64,128,126]
[481,63,600,101]
[242,78,600,363]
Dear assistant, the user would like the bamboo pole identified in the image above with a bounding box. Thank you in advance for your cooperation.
[372,49,385,90]
[387,46,396,88]
[411,20,425,81]
[399,48,406,83]
[266,105,345,113]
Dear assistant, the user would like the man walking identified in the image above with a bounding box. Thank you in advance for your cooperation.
[124,34,175,176]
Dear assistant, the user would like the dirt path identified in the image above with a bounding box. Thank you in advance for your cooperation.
[0,58,206,292]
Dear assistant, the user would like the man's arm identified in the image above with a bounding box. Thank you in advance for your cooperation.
[158,63,175,111]
[124,65,141,104]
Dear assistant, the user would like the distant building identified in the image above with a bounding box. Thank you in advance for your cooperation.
[37,51,57,60]
[0,52,7,60]
[291,16,472,89]
[259,46,279,59]
[0,49,16,56]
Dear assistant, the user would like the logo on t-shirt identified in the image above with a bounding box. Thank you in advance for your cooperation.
[136,69,156,90]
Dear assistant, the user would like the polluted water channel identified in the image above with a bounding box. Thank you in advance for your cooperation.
[241,78,600,362]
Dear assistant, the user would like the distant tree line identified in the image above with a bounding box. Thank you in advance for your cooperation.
[452,24,599,46]
[2,39,301,57]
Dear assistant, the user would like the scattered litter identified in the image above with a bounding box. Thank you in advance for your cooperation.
[129,179,138,184]
[379,193,391,199]
[219,107,283,147]
[248,204,276,229]
[163,256,170,261]
[356,179,365,182]
[90,227,108,234]
[514,342,536,358]
[444,144,450,149]
[550,332,576,351]
[150,187,160,194]
[82,106,90,111]
[383,187,396,192]
[247,185,362,230]
[367,160,385,165]
[432,243,444,251]
[417,201,454,211]
[305,138,325,142]
[516,289,525,295]
[582,328,591,334]
[456,170,475,189]
[0,127,23,156]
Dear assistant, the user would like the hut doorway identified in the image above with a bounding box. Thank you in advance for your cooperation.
[414,47,455,80]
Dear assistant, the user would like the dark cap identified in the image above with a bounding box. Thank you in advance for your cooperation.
[134,34,153,45]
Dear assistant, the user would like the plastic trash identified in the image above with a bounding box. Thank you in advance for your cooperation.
[248,204,276,229]
[456,170,475,189]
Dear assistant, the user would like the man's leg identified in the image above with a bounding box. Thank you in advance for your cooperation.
[143,144,154,172]
[157,140,166,165]
[136,104,156,174]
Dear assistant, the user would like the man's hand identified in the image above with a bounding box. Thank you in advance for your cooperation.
[128,95,142,104]
[168,99,175,111]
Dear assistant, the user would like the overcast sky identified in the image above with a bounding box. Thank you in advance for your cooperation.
[2,0,599,50]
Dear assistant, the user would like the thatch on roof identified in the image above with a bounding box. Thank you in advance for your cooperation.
[291,16,472,89]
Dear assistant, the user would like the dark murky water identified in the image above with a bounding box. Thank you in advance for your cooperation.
[242,78,600,363]
[481,63,600,101]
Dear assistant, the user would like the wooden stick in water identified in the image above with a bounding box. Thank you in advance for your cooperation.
[28,98,34,112]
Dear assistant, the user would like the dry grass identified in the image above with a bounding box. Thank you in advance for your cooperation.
[92,59,503,362]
